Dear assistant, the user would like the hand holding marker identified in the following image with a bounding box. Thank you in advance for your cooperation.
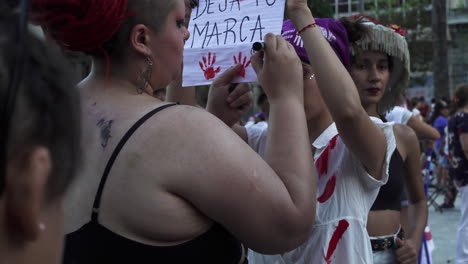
[252,42,266,51]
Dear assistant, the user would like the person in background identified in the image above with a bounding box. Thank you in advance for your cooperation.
[385,98,438,240]
[257,92,270,121]
[447,83,468,264]
[0,3,81,263]
[418,97,430,120]
[409,97,423,120]
[430,101,451,205]
[386,103,440,141]
[343,15,427,263]
[161,2,394,262]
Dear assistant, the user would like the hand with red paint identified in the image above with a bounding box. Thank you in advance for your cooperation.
[199,52,221,80]
[207,64,253,127]
[395,238,418,264]
[233,52,251,78]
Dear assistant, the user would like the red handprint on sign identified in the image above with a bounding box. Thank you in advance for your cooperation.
[233,52,251,78]
[199,52,221,80]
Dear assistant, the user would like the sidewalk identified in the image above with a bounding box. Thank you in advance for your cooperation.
[428,192,461,264]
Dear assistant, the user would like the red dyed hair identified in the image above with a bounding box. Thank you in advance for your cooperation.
[31,0,135,86]
[30,0,135,53]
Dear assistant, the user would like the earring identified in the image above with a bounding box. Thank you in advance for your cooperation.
[137,57,153,94]
[38,222,46,232]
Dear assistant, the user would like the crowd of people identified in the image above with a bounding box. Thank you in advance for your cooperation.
[1,0,467,263]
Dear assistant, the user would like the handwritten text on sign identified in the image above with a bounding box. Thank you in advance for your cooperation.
[183,0,285,87]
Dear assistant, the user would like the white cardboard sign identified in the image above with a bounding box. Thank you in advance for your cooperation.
[182,0,285,87]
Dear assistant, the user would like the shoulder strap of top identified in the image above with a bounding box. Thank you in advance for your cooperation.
[91,103,177,222]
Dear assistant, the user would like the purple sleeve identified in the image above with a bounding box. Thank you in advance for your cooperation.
[434,117,448,134]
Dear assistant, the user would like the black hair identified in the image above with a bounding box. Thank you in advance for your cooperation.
[428,100,449,125]
[0,4,81,202]
[339,16,370,44]
[189,0,199,8]
[257,93,268,106]
[454,83,468,111]
[409,97,419,110]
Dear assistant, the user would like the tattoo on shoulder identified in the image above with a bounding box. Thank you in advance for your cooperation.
[97,118,113,148]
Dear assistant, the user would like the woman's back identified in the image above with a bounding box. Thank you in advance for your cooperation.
[64,80,250,263]
[66,81,217,243]
[64,55,316,262]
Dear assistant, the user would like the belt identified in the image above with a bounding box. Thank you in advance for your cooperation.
[370,228,405,251]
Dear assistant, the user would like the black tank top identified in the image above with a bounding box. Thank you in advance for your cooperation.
[63,104,247,264]
[370,141,405,211]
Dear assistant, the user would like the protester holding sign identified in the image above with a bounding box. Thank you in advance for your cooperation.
[31,0,318,263]
[248,9,425,264]
[244,13,396,264]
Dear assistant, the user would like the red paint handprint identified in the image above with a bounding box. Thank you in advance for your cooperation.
[233,52,251,78]
[199,52,221,80]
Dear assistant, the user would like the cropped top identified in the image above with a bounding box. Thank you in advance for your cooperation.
[370,145,405,211]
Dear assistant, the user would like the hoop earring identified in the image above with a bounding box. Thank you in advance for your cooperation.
[138,57,153,94]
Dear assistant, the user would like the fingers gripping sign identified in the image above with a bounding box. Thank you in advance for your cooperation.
[199,52,221,80]
[207,64,253,127]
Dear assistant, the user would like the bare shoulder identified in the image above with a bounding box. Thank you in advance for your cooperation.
[132,104,251,176]
[393,124,419,159]
[141,104,238,143]
[393,124,418,144]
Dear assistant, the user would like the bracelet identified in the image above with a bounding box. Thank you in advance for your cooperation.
[298,22,317,34]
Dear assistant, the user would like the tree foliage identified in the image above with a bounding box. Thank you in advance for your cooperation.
[369,0,433,73]
[307,0,334,18]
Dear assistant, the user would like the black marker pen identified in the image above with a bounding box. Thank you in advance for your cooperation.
[252,42,266,51]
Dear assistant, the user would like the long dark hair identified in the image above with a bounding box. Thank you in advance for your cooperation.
[428,100,448,125]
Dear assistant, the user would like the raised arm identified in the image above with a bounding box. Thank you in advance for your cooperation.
[157,34,316,254]
[286,1,389,179]
[406,115,441,141]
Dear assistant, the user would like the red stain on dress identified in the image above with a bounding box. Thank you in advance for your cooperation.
[315,135,339,176]
[317,174,336,203]
[325,219,350,264]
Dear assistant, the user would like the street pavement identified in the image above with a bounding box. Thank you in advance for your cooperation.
[428,192,461,264]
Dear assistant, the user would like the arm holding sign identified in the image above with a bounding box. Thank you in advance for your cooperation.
[286,1,389,180]
[160,33,316,254]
